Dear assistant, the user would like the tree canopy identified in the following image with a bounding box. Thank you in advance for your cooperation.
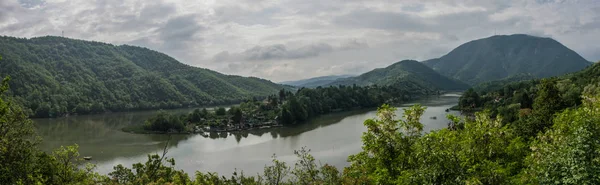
[0,36,285,118]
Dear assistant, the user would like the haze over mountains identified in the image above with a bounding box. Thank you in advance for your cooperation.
[328,60,469,91]
[0,36,284,117]
[289,34,591,90]
[423,34,592,85]
[0,34,593,117]
[279,75,354,88]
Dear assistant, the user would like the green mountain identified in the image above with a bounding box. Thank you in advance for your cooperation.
[423,34,592,85]
[0,36,285,118]
[328,60,469,91]
[279,75,354,88]
[472,73,537,93]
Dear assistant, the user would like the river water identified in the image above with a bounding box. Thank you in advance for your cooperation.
[34,93,461,176]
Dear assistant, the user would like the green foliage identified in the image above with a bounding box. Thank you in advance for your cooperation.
[459,88,481,110]
[3,45,600,184]
[108,154,190,185]
[216,107,227,116]
[524,87,600,184]
[230,106,243,123]
[330,60,470,91]
[345,104,425,184]
[0,74,101,184]
[424,34,591,85]
[530,79,565,132]
[0,36,285,118]
[345,104,528,184]
[262,154,290,185]
[0,76,39,184]
[143,110,186,133]
[277,84,431,125]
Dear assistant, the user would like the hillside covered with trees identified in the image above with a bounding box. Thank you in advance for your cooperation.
[328,60,469,91]
[0,36,285,118]
[423,34,591,85]
[3,58,600,183]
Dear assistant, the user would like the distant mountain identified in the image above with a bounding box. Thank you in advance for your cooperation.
[0,36,285,118]
[280,75,354,88]
[423,34,591,85]
[328,60,469,91]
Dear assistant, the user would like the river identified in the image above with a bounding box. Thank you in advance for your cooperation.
[34,93,461,176]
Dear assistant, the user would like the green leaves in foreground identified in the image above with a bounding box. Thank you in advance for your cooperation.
[345,104,528,185]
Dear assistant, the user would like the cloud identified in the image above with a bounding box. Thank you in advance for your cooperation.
[18,0,45,9]
[214,42,339,62]
[0,0,599,82]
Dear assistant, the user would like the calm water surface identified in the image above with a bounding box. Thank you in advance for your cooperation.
[35,93,461,175]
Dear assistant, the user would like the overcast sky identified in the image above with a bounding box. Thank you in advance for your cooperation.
[1,0,599,82]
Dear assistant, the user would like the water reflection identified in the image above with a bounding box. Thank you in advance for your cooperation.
[208,109,373,142]
[35,109,194,161]
[34,94,461,175]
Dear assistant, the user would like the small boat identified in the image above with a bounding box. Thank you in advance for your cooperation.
[445,109,450,112]
[430,116,437,120]
[83,156,92,160]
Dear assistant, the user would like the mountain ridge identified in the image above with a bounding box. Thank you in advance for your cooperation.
[0,35,285,117]
[423,34,591,85]
[327,60,470,91]
[279,74,355,88]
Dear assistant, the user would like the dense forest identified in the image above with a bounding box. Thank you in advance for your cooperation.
[424,34,591,85]
[328,60,469,91]
[3,46,600,183]
[0,36,285,118]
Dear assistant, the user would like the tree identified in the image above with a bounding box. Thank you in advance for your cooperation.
[232,107,243,124]
[144,111,185,133]
[0,76,40,184]
[216,107,226,116]
[524,86,600,184]
[0,74,101,184]
[531,79,564,134]
[288,96,307,122]
[345,104,425,184]
[189,109,203,123]
[262,154,290,185]
[279,89,287,102]
[459,88,480,109]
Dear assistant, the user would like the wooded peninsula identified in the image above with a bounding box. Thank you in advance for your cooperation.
[126,85,437,134]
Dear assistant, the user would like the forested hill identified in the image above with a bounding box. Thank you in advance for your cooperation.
[0,36,285,118]
[279,74,354,88]
[423,34,591,85]
[328,60,469,91]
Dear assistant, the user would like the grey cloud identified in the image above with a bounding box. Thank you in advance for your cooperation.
[18,0,45,8]
[1,0,600,81]
[333,9,430,32]
[215,42,346,62]
[333,7,509,34]
[0,1,20,22]
[243,43,333,61]
[339,39,369,50]
[140,2,176,20]
[212,51,231,62]
[401,4,425,12]
[217,43,334,61]
[243,44,287,60]
[158,15,204,42]
[214,5,280,26]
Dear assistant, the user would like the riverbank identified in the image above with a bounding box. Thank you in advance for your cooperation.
[35,93,461,176]
[123,92,461,135]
